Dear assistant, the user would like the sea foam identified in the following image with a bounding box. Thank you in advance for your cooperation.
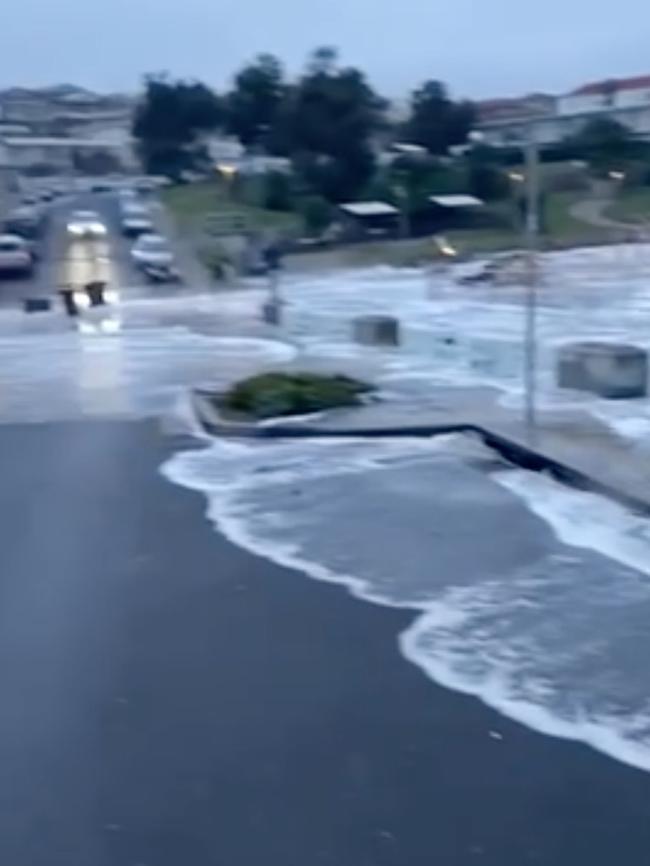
[163,434,650,773]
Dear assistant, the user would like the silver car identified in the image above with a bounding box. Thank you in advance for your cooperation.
[67,210,107,238]
[0,234,34,277]
[130,233,174,269]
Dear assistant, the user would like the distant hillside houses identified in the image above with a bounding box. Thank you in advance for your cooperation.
[477,75,650,147]
[0,85,137,173]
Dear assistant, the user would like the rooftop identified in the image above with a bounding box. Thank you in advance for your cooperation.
[571,75,650,96]
[430,194,484,208]
[2,136,120,148]
[339,201,398,217]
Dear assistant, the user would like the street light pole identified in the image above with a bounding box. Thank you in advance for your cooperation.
[468,126,539,439]
[523,128,540,443]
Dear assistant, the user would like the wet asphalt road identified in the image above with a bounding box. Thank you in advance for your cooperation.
[4,193,650,866]
[0,419,226,865]
[5,421,650,866]
[0,191,149,309]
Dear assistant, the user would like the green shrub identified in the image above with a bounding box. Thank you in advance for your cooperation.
[263,171,293,211]
[223,372,373,419]
[297,195,332,235]
[199,242,231,278]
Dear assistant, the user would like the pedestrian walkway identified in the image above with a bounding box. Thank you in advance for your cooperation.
[194,385,650,513]
[570,197,639,232]
[319,397,650,509]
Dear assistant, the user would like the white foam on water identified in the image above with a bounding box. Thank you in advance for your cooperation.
[163,433,650,774]
[277,252,650,440]
[401,608,650,773]
[494,469,650,576]
[163,435,473,609]
[0,327,297,424]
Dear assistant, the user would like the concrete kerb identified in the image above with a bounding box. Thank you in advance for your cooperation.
[190,389,650,516]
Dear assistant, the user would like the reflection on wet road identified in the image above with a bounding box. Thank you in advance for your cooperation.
[0,192,294,422]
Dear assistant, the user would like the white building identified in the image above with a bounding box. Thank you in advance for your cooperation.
[0,136,133,173]
[478,75,650,148]
[204,134,291,175]
[0,86,137,170]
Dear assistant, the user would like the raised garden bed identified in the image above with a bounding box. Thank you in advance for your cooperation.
[220,372,374,420]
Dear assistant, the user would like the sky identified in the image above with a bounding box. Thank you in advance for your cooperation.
[1,0,648,100]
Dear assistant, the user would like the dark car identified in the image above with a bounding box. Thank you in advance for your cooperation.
[4,206,45,240]
[135,178,157,193]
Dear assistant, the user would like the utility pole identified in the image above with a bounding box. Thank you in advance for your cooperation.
[524,128,540,443]
[469,126,540,441]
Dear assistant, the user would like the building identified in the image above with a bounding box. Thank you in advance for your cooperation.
[477,75,650,148]
[477,93,556,126]
[0,136,133,174]
[0,85,137,170]
[0,140,18,219]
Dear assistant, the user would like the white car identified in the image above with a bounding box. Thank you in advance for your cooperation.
[121,204,154,237]
[131,233,174,269]
[67,210,107,238]
[0,234,34,277]
[118,187,138,202]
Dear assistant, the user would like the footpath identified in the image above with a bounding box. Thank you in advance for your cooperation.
[192,387,650,514]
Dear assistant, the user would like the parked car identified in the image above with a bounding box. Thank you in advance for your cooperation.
[130,233,174,269]
[121,204,154,237]
[118,187,138,203]
[0,234,34,277]
[67,210,108,238]
[135,177,157,193]
[4,206,44,239]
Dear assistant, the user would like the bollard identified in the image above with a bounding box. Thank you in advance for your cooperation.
[262,299,282,326]
[558,342,648,399]
[353,315,400,347]
[86,281,106,307]
[58,288,78,318]
[23,298,51,313]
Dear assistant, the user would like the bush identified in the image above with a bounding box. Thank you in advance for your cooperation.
[468,163,511,201]
[263,171,293,210]
[22,163,57,177]
[223,372,373,419]
[545,170,590,193]
[297,195,332,235]
[199,242,231,279]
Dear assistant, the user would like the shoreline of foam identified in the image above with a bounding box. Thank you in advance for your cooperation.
[162,433,650,775]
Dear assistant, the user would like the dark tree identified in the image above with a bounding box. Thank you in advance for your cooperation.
[404,80,475,154]
[225,54,287,148]
[72,149,122,175]
[466,144,511,200]
[262,171,293,210]
[133,75,222,177]
[284,48,386,201]
[565,117,634,171]
[297,195,332,234]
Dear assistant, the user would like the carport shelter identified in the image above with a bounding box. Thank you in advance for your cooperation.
[338,201,400,239]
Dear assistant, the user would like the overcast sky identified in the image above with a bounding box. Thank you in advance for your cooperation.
[1,0,648,100]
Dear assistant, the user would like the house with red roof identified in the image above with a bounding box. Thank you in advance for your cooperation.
[559,75,650,118]
[477,74,650,148]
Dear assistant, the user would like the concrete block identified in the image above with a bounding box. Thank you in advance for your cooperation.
[262,299,282,326]
[23,298,51,313]
[558,341,647,399]
[353,315,400,347]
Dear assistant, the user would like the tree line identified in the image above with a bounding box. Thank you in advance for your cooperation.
[133,48,648,229]
[133,48,477,203]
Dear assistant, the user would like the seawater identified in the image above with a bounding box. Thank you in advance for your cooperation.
[163,434,650,773]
